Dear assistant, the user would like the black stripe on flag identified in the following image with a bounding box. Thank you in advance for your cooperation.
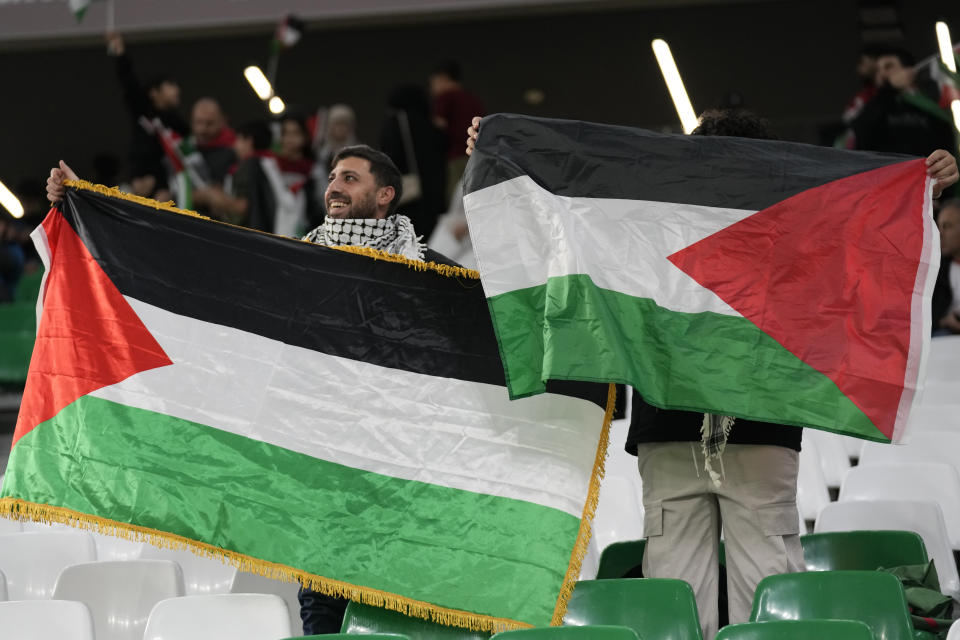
[463,114,913,211]
[59,188,606,408]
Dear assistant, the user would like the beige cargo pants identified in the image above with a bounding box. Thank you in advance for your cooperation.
[636,442,804,640]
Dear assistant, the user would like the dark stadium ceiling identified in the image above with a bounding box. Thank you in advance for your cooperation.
[0,0,786,47]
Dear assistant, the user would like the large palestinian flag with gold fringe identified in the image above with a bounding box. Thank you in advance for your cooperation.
[463,114,939,443]
[0,182,612,631]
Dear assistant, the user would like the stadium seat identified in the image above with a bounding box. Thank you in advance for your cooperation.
[562,578,703,640]
[294,635,410,640]
[493,625,640,640]
[230,570,303,635]
[796,437,830,523]
[596,540,646,579]
[715,620,875,640]
[858,432,960,476]
[909,404,960,433]
[139,544,237,594]
[750,571,913,640]
[0,530,96,599]
[0,599,96,639]
[593,475,645,557]
[947,619,960,640]
[341,600,492,640]
[838,463,960,549]
[0,302,36,384]
[143,593,291,640]
[814,500,960,600]
[801,531,928,571]
[0,568,6,600]
[802,429,851,489]
[92,531,145,560]
[0,516,21,534]
[52,560,185,640]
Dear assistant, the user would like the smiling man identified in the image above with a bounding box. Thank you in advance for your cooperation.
[302,145,426,260]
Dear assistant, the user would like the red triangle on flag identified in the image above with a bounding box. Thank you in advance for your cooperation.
[668,159,927,440]
[13,209,173,446]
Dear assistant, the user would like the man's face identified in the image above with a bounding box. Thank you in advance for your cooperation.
[875,55,914,89]
[939,205,960,257]
[191,101,225,145]
[234,135,254,160]
[280,120,307,159]
[325,157,388,220]
[149,81,180,111]
[857,54,877,82]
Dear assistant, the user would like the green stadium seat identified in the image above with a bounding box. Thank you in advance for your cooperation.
[751,571,914,640]
[341,601,491,640]
[0,302,37,384]
[12,270,43,304]
[801,531,928,572]
[716,620,875,640]
[596,540,645,579]
[563,579,702,640]
[494,625,640,640]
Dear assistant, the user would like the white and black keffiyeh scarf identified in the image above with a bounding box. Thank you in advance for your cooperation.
[302,214,425,260]
[701,414,734,488]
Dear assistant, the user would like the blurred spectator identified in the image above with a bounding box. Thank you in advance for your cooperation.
[934,199,960,335]
[850,47,956,159]
[0,216,25,303]
[188,97,237,187]
[11,179,47,267]
[273,114,321,235]
[106,32,189,198]
[315,104,358,174]
[429,60,485,200]
[92,152,122,188]
[379,84,446,240]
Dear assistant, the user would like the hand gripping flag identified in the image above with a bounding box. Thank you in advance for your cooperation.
[0,181,613,630]
[463,114,940,444]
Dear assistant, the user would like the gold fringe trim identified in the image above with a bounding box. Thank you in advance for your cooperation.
[62,180,481,281]
[0,497,527,633]
[550,382,616,626]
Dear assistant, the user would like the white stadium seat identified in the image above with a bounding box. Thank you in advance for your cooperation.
[143,593,291,640]
[909,404,960,433]
[0,599,95,640]
[138,545,237,595]
[0,569,7,600]
[91,531,144,561]
[859,431,960,475]
[815,499,960,601]
[230,570,303,635]
[0,531,96,599]
[802,429,851,489]
[797,437,831,523]
[839,463,960,549]
[0,517,21,534]
[52,560,185,640]
[592,474,645,553]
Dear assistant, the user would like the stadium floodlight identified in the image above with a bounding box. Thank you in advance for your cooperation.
[0,180,24,219]
[244,65,273,101]
[936,22,957,73]
[268,96,286,114]
[651,38,698,134]
[936,22,960,135]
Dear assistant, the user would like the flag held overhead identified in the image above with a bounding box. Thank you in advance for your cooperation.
[463,114,938,444]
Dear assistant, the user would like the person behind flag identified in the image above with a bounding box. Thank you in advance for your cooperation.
[430,60,485,202]
[934,199,960,335]
[106,31,188,200]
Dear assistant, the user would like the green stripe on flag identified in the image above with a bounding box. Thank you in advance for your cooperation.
[3,395,580,625]
[488,274,884,441]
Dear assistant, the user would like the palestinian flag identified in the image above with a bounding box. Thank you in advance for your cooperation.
[273,14,306,50]
[463,114,938,444]
[0,181,612,630]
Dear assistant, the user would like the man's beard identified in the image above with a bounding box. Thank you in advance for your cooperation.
[327,191,379,219]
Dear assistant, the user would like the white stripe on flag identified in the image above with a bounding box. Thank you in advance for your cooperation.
[91,297,605,518]
[464,175,756,316]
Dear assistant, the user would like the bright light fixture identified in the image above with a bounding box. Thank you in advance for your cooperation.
[268,96,286,114]
[936,22,957,73]
[244,65,273,101]
[651,38,698,134]
[0,180,24,219]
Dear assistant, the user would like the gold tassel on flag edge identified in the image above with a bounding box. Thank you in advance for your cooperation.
[549,382,615,626]
[60,180,481,281]
[0,496,528,632]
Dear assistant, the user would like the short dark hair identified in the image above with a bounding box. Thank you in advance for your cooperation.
[432,59,462,82]
[859,43,889,59]
[876,46,915,68]
[691,108,777,140]
[331,145,403,215]
[145,73,177,93]
[236,121,272,151]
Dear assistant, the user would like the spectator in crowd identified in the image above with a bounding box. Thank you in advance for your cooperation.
[315,104,359,175]
[430,60,485,201]
[380,84,447,240]
[192,121,274,229]
[0,215,25,303]
[106,32,189,199]
[850,47,957,160]
[188,97,237,188]
[272,113,321,235]
[934,199,960,335]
